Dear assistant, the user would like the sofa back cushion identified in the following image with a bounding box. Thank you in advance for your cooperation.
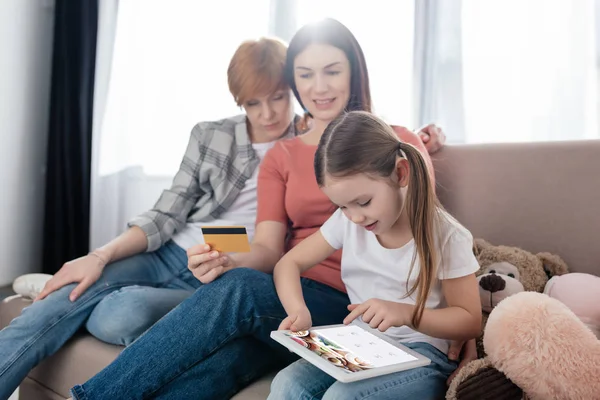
[432,140,600,275]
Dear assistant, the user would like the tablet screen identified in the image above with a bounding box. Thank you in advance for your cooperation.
[285,325,418,374]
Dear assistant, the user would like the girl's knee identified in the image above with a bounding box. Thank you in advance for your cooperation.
[269,360,333,400]
[270,368,295,395]
[322,384,356,400]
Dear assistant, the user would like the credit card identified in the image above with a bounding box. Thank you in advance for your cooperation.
[201,226,251,253]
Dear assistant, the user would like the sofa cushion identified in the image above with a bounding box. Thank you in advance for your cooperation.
[0,295,29,328]
[1,296,124,395]
[20,377,74,400]
[432,140,600,275]
[0,295,273,399]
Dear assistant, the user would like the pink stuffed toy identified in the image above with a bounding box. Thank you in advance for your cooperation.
[483,279,600,400]
[544,272,600,338]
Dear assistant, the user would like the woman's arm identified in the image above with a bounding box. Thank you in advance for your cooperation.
[229,220,288,272]
[36,226,149,301]
[188,143,293,282]
[94,226,148,263]
[234,141,290,271]
[128,124,210,252]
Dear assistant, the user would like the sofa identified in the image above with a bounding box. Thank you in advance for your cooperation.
[2,140,599,400]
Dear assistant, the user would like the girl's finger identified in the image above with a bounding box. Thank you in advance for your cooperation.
[343,303,368,325]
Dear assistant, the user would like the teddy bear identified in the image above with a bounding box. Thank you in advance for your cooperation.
[480,273,600,399]
[446,239,569,400]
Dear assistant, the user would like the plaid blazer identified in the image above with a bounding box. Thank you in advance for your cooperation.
[128,114,298,251]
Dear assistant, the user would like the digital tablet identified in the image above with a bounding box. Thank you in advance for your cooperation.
[271,324,431,383]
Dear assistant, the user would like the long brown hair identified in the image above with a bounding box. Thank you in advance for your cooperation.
[315,111,439,328]
[285,18,372,116]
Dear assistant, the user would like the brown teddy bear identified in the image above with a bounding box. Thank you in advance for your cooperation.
[446,239,569,400]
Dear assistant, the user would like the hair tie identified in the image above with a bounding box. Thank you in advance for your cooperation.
[396,141,407,158]
[397,142,404,153]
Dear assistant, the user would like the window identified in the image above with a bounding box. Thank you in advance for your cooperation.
[421,0,598,143]
[98,0,271,176]
[97,0,600,180]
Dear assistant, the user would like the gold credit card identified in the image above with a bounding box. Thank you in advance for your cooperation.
[201,226,251,253]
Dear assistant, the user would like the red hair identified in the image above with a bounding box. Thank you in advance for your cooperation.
[228,37,288,106]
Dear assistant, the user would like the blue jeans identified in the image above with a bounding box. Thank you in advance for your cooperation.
[86,285,193,346]
[70,268,351,400]
[0,241,197,400]
[268,342,457,400]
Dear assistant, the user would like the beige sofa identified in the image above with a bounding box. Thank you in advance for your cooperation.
[2,140,599,400]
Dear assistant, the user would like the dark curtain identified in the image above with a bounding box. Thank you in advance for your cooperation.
[43,0,99,274]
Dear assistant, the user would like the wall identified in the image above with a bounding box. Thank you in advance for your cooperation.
[0,0,55,286]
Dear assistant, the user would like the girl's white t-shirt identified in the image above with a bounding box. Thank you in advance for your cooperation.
[320,208,480,355]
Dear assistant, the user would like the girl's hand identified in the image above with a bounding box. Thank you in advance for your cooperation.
[187,244,236,283]
[344,299,413,332]
[446,338,478,386]
[278,307,313,332]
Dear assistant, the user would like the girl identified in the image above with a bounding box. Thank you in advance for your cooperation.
[68,20,447,400]
[269,111,482,400]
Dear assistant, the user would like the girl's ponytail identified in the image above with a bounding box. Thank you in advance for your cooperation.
[398,142,438,328]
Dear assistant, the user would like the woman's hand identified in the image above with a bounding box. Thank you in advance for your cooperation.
[417,123,446,154]
[343,299,413,332]
[279,307,313,332]
[35,252,107,302]
[187,244,236,283]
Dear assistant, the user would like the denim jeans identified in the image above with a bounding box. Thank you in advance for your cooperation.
[86,285,193,346]
[70,267,351,400]
[0,241,197,400]
[268,342,457,400]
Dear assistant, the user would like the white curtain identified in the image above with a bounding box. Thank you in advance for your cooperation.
[90,0,119,251]
[91,0,598,249]
[416,0,598,143]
